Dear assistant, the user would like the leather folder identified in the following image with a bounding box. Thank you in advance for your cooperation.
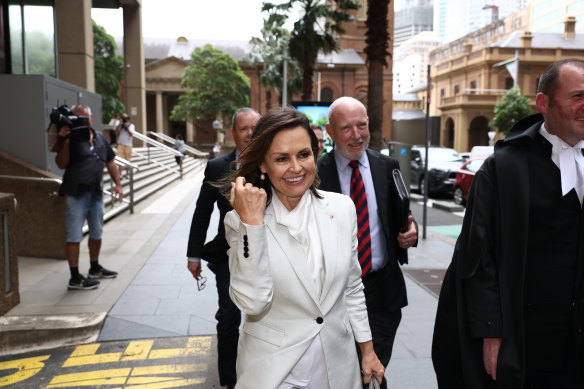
[392,169,410,233]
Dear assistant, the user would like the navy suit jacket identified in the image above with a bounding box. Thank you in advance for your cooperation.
[317,149,409,311]
[186,150,235,260]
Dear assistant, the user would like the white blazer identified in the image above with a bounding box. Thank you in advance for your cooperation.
[224,190,372,389]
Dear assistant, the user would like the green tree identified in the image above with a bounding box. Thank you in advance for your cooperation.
[171,45,250,132]
[263,0,360,101]
[93,21,125,123]
[491,87,533,133]
[246,14,302,108]
[26,31,55,76]
[365,0,390,150]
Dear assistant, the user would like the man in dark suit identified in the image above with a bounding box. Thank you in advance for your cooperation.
[318,96,418,388]
[186,107,260,389]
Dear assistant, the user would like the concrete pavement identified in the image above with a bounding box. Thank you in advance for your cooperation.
[0,165,459,388]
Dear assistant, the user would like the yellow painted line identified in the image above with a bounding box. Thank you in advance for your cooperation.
[48,365,206,388]
[122,340,154,361]
[186,337,212,350]
[47,368,130,387]
[123,376,178,384]
[149,337,212,359]
[64,337,212,367]
[122,378,206,388]
[0,355,50,387]
[131,364,206,375]
[62,352,121,367]
[69,344,100,357]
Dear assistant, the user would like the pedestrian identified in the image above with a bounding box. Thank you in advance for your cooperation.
[115,113,135,176]
[318,96,418,389]
[432,58,584,389]
[174,134,186,167]
[54,104,123,290]
[310,123,326,157]
[223,107,384,388]
[185,107,260,389]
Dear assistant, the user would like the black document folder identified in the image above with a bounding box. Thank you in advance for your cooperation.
[392,169,410,233]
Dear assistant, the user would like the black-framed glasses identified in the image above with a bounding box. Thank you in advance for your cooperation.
[197,276,207,291]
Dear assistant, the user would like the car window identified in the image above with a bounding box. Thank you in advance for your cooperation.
[466,159,485,172]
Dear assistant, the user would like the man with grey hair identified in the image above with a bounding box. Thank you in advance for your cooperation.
[318,96,418,388]
[186,107,260,389]
[54,104,123,290]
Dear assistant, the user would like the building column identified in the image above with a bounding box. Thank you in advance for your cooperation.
[54,0,94,91]
[155,91,163,133]
[186,121,195,144]
[122,3,146,135]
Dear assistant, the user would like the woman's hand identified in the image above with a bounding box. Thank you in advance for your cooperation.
[230,176,267,225]
[359,341,385,385]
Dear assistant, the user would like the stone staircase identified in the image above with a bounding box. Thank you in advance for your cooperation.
[99,146,207,223]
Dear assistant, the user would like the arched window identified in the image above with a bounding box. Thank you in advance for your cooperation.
[320,87,333,102]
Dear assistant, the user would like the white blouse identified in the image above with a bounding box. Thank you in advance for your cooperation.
[271,189,330,388]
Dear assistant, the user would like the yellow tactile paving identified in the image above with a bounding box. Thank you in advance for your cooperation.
[0,337,213,388]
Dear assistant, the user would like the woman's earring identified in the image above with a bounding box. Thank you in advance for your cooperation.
[260,173,265,181]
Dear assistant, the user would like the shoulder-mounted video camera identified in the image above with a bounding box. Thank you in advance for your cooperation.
[49,105,90,141]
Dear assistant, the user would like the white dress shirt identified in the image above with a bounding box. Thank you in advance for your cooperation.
[333,151,389,271]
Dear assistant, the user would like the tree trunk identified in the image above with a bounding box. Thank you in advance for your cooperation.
[368,60,384,150]
[365,0,390,151]
[301,62,314,101]
[266,89,272,111]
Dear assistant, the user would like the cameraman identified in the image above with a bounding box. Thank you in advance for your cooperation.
[54,104,123,290]
[115,113,135,164]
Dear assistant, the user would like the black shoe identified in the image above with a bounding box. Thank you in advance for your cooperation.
[68,276,100,290]
[88,265,118,279]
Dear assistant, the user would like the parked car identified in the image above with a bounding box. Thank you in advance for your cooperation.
[453,156,488,205]
[461,145,494,161]
[410,146,464,195]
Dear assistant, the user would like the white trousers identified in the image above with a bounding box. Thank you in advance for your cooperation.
[278,335,330,389]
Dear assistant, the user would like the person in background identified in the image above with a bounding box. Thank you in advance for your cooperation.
[224,107,384,388]
[54,104,123,290]
[174,134,186,167]
[107,114,120,146]
[310,123,326,157]
[185,107,260,389]
[318,96,418,389]
[115,113,135,176]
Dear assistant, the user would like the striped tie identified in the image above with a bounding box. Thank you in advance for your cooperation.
[349,160,372,277]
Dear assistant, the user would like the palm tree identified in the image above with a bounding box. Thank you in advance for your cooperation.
[364,0,390,150]
[263,0,360,101]
[246,15,303,109]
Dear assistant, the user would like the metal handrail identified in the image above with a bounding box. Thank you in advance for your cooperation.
[0,175,62,185]
[132,131,183,179]
[147,131,209,157]
[112,157,139,214]
[132,131,183,180]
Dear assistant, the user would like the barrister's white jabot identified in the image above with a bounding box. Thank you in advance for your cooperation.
[540,124,584,204]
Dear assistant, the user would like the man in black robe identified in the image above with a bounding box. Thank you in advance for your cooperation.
[432,59,584,389]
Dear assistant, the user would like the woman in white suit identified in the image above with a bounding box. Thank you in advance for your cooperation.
[223,108,384,388]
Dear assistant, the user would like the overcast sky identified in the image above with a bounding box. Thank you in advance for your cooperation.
[91,0,284,41]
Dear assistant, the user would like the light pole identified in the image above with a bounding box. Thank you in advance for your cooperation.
[282,47,288,107]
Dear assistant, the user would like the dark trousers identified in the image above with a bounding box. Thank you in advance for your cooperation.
[208,260,241,386]
[359,270,402,389]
